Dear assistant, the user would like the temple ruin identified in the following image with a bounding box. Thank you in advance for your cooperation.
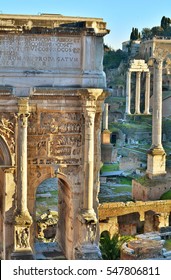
[126,59,166,178]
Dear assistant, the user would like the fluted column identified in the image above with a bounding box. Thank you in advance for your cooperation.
[126,71,131,114]
[135,71,141,114]
[144,71,150,114]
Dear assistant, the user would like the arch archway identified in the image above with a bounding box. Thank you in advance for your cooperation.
[35,177,58,241]
[31,171,73,260]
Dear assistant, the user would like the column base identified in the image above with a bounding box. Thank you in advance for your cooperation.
[75,243,102,260]
[146,147,166,179]
[14,211,33,256]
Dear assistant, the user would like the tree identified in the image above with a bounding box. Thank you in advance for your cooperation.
[103,48,128,71]
[151,26,163,37]
[141,28,152,39]
[130,27,140,40]
[161,16,171,30]
[99,231,133,260]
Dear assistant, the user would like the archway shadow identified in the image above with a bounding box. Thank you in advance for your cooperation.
[34,177,67,260]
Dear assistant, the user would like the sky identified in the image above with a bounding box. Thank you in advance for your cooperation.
[0,0,171,50]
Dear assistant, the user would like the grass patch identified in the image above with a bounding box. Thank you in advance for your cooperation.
[110,185,132,193]
[118,177,132,185]
[160,190,171,200]
[101,163,119,173]
[136,175,152,186]
[164,239,171,250]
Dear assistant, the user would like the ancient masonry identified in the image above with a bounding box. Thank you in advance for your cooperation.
[0,13,110,260]
[126,59,150,115]
[126,59,166,178]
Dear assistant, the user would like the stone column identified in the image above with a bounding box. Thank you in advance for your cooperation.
[146,59,166,178]
[152,60,163,148]
[83,106,96,219]
[17,100,30,214]
[135,71,141,114]
[122,87,125,97]
[126,71,131,114]
[12,98,33,259]
[144,71,150,114]
[103,103,108,130]
[76,89,104,260]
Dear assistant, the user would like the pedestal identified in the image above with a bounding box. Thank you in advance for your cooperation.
[146,147,166,179]
[11,211,34,260]
[75,243,102,260]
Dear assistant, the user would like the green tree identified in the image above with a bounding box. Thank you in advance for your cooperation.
[161,16,171,30]
[99,231,133,260]
[130,27,140,40]
[141,28,152,39]
[151,26,163,36]
[103,48,128,71]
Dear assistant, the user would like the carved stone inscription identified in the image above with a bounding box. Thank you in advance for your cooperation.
[0,35,81,69]
[28,112,82,165]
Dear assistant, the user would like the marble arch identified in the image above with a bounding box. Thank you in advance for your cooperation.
[0,13,109,260]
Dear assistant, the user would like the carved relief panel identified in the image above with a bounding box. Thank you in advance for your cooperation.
[28,111,83,165]
[0,113,16,155]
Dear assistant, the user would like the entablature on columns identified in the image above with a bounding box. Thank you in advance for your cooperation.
[128,59,150,72]
[126,59,151,115]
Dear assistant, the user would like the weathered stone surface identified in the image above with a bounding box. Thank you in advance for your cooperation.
[0,13,109,260]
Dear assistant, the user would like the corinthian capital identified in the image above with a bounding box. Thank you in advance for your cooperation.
[18,98,29,115]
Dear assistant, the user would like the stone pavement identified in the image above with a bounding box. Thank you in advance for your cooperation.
[34,241,66,260]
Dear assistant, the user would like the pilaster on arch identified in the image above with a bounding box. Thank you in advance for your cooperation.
[0,136,13,167]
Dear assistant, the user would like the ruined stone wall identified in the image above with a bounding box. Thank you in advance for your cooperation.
[140,38,171,59]
[163,96,171,118]
[132,179,171,200]
[99,200,171,236]
[99,200,171,219]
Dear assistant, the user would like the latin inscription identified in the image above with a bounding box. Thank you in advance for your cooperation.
[0,35,81,69]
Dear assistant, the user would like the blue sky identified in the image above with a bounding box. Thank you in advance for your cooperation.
[0,0,171,49]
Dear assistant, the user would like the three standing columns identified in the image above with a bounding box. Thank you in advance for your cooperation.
[126,60,150,115]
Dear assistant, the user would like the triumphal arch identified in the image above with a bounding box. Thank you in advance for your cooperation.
[0,13,109,259]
